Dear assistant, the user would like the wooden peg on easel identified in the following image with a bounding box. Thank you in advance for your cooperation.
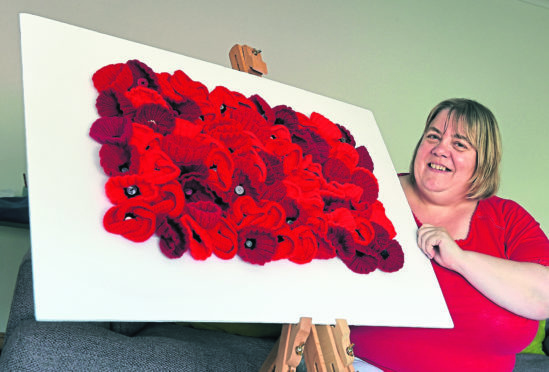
[260,317,312,372]
[229,44,268,77]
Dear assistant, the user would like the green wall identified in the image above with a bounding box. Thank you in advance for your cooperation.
[1,0,548,331]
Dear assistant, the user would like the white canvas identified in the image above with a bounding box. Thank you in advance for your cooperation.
[20,14,452,327]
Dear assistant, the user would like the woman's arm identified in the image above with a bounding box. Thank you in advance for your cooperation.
[418,224,549,320]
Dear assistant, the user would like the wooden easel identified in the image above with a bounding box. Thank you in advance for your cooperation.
[259,317,355,372]
[229,46,355,372]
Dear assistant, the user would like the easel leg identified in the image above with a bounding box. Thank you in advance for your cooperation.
[259,318,312,372]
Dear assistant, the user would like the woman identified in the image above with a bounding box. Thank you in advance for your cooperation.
[350,99,549,372]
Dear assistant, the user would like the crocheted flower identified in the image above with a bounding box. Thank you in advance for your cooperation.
[340,249,378,274]
[156,216,188,258]
[133,104,175,135]
[375,239,404,273]
[92,63,133,93]
[151,181,185,218]
[95,88,135,117]
[99,144,140,177]
[89,116,132,145]
[126,59,160,91]
[103,200,156,242]
[237,226,278,265]
[210,217,238,260]
[105,174,159,205]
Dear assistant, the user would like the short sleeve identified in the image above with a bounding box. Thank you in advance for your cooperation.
[502,199,549,266]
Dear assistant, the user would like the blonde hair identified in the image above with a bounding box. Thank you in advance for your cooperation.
[409,99,502,200]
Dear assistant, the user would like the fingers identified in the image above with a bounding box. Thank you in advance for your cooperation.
[417,224,445,260]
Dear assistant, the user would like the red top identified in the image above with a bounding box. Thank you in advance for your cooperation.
[350,196,549,372]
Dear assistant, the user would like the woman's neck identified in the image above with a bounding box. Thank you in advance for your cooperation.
[399,174,478,240]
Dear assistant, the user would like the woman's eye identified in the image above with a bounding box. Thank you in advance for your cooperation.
[426,134,440,140]
[455,141,467,149]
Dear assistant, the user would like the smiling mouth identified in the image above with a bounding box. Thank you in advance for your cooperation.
[428,163,451,172]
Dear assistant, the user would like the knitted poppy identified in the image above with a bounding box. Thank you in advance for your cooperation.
[181,215,213,260]
[210,217,238,260]
[133,104,175,135]
[329,141,359,171]
[357,145,374,172]
[125,86,170,110]
[89,116,132,145]
[168,96,202,123]
[327,226,357,261]
[156,216,188,259]
[105,174,159,205]
[368,201,397,240]
[180,178,219,205]
[227,105,269,133]
[92,63,133,93]
[288,225,317,264]
[340,250,378,275]
[366,222,391,253]
[126,59,160,91]
[205,147,235,193]
[290,127,330,165]
[103,200,156,242]
[170,69,210,103]
[308,112,343,144]
[99,143,140,177]
[156,72,183,102]
[209,86,251,116]
[138,149,180,185]
[273,105,300,132]
[376,239,404,273]
[257,150,284,186]
[314,233,337,260]
[185,201,222,230]
[237,225,277,265]
[249,94,275,124]
[151,181,185,218]
[323,158,351,183]
[336,123,356,147]
[95,88,136,118]
[128,123,163,154]
[351,167,379,205]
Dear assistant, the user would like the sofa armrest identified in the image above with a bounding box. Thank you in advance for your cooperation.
[5,251,34,339]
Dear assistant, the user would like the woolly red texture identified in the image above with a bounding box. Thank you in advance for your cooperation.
[92,60,404,273]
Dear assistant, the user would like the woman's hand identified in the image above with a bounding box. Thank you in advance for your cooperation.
[417,224,464,271]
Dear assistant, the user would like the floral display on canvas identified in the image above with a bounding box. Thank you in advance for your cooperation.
[89,59,404,274]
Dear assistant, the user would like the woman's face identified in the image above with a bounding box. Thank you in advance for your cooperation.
[413,110,477,200]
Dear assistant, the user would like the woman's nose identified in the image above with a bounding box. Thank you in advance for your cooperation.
[432,141,450,157]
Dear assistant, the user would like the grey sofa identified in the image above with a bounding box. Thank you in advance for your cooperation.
[0,252,276,371]
[1,252,548,371]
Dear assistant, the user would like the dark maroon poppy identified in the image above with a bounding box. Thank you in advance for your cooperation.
[249,94,275,124]
[167,96,202,122]
[327,226,356,261]
[340,250,378,274]
[95,88,136,117]
[323,158,351,183]
[99,144,140,177]
[290,127,330,165]
[89,116,133,145]
[357,145,374,172]
[351,167,379,205]
[376,239,404,272]
[237,226,277,265]
[134,104,175,135]
[336,123,356,147]
[273,105,300,131]
[126,59,160,91]
[156,216,188,259]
